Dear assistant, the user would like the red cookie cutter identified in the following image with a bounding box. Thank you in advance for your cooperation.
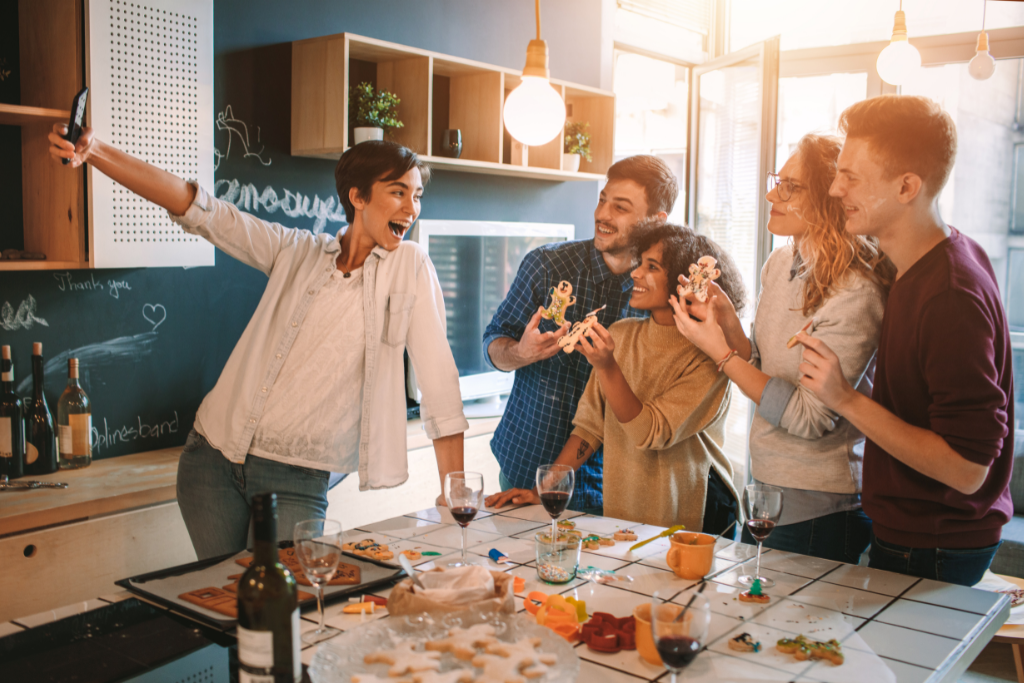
[580,612,636,653]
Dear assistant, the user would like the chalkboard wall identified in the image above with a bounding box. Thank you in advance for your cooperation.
[0,0,608,460]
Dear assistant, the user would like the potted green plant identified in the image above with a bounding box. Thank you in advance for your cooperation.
[563,121,592,172]
[349,82,404,144]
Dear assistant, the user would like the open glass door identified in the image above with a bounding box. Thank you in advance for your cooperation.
[686,37,780,483]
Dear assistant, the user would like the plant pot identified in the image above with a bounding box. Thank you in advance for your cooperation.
[353,127,384,145]
[563,153,581,173]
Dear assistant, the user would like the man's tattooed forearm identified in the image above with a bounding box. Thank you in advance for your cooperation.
[576,440,590,460]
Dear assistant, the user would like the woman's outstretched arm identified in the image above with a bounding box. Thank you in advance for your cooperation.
[48,123,196,215]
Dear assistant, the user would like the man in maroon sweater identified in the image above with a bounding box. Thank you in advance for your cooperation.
[794,95,1014,586]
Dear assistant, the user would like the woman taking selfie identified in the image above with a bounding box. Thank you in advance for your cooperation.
[49,125,468,560]
[671,133,895,564]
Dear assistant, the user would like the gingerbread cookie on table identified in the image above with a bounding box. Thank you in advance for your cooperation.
[343,538,395,561]
[364,641,441,676]
[776,635,844,665]
[235,548,361,586]
[738,577,770,604]
[728,632,761,653]
[541,281,576,326]
[613,529,637,541]
[485,637,557,675]
[424,624,500,660]
[410,671,475,683]
[471,653,549,683]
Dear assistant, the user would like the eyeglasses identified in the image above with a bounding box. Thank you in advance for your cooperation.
[766,172,805,202]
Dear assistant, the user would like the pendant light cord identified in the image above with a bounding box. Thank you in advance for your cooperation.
[535,0,542,40]
[982,0,987,31]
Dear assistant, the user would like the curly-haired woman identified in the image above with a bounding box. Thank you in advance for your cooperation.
[671,133,896,564]
[488,222,746,533]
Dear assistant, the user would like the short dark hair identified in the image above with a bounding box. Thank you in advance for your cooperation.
[606,155,679,216]
[630,220,747,315]
[334,140,431,223]
[838,95,957,197]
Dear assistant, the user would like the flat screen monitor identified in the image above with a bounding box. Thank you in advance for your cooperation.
[407,219,574,404]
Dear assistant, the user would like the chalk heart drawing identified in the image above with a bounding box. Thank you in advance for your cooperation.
[142,303,167,332]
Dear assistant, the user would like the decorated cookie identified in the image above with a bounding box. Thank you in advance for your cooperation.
[686,255,721,303]
[557,519,576,530]
[424,624,500,660]
[401,550,423,561]
[235,548,360,586]
[541,281,576,326]
[178,587,237,618]
[728,632,761,653]
[612,529,637,541]
[776,635,844,666]
[364,642,441,676]
[343,538,395,562]
[557,315,598,354]
[582,534,601,550]
[598,536,616,546]
[471,653,549,683]
[738,577,770,604]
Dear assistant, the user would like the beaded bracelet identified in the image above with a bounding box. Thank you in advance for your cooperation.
[717,349,739,372]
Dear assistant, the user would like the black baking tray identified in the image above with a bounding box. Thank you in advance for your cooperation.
[116,541,404,632]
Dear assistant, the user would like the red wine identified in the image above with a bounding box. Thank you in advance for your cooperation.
[540,491,570,517]
[746,519,777,542]
[656,635,701,668]
[450,506,478,526]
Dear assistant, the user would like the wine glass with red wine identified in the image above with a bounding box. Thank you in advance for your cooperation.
[651,589,710,682]
[536,464,574,543]
[444,471,484,567]
[738,483,783,588]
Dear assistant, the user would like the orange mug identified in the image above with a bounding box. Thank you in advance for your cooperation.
[665,531,715,580]
[634,602,692,665]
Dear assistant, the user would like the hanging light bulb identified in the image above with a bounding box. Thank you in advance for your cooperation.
[876,3,922,86]
[503,0,566,147]
[969,1,996,81]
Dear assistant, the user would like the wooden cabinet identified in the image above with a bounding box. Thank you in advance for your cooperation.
[0,0,87,272]
[292,33,615,182]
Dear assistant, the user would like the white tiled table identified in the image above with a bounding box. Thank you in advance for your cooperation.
[3,504,1011,683]
[306,505,1011,683]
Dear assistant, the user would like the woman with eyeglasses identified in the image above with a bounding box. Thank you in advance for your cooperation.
[670,133,896,565]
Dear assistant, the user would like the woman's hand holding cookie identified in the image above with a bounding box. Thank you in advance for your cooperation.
[576,321,616,370]
[669,294,731,361]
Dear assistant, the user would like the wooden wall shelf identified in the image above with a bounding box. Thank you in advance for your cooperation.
[292,33,614,181]
[0,103,70,126]
[0,260,89,272]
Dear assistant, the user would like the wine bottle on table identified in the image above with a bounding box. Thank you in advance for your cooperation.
[0,345,25,479]
[23,342,57,476]
[237,493,301,683]
[57,357,92,469]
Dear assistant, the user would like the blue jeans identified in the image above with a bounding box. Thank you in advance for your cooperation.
[741,509,873,565]
[497,470,604,516]
[176,429,330,560]
[868,533,1001,587]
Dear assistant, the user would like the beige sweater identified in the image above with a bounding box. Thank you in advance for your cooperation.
[571,318,738,531]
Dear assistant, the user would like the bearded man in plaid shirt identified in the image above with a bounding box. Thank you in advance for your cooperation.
[482,156,679,514]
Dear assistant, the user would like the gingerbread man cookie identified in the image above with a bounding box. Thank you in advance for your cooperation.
[557,315,597,354]
[738,577,770,604]
[541,281,576,326]
[686,255,721,303]
[485,636,557,676]
[612,529,637,541]
[471,653,549,683]
[352,675,411,683]
[411,672,475,683]
[363,642,441,675]
[424,624,499,660]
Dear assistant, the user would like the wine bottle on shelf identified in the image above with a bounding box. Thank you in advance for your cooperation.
[237,493,300,683]
[57,357,92,470]
[0,346,25,480]
[23,342,58,476]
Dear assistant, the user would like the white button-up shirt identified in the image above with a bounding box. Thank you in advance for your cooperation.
[170,184,468,490]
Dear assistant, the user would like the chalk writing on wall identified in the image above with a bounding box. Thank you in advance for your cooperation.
[91,411,181,454]
[213,104,272,171]
[0,295,48,331]
[53,272,135,300]
[214,179,347,235]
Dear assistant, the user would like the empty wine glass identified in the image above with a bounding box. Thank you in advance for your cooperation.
[444,471,484,567]
[738,483,783,588]
[536,464,574,543]
[651,589,710,682]
[294,518,342,644]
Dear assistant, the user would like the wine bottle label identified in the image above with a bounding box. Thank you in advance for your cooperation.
[237,625,274,668]
[26,442,38,465]
[71,414,92,454]
[291,608,301,682]
[238,672,275,683]
[1,369,11,381]
[0,417,11,458]
[58,415,92,455]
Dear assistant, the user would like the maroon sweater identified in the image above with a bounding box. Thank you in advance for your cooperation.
[863,228,1014,549]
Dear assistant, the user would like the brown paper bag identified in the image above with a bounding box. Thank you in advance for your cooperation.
[386,568,515,616]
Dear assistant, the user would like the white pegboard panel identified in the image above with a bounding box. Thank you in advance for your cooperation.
[86,0,214,268]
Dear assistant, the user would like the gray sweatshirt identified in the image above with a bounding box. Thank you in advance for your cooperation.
[748,246,886,523]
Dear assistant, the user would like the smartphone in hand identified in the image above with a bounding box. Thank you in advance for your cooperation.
[62,87,89,165]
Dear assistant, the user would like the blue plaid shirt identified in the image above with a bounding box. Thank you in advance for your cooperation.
[483,239,646,511]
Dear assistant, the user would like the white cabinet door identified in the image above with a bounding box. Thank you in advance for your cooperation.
[85,0,215,268]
